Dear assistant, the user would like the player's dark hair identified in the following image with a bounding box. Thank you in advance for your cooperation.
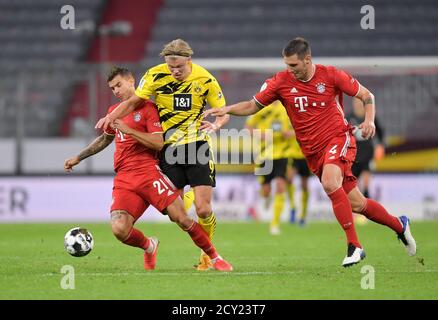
[107,66,133,82]
[282,37,311,59]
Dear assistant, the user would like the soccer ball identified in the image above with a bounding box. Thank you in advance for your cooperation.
[64,227,94,257]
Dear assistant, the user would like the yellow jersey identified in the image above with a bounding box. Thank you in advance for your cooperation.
[246,101,295,160]
[290,136,305,159]
[135,62,226,146]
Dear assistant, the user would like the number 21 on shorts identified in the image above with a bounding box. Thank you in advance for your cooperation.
[153,178,174,196]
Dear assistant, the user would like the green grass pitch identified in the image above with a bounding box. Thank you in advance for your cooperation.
[1,221,437,300]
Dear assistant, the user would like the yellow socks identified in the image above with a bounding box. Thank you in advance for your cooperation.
[271,193,286,228]
[183,189,195,211]
[198,212,217,240]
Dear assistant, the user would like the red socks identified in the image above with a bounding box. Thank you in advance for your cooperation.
[328,187,361,248]
[185,221,218,259]
[360,199,403,233]
[122,228,150,250]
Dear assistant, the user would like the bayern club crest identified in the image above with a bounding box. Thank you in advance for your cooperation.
[133,112,141,122]
[316,82,326,93]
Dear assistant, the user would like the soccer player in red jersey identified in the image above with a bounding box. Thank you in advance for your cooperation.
[203,38,416,267]
[64,67,232,272]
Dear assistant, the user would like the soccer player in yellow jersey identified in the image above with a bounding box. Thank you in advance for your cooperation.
[96,39,230,270]
[288,131,311,226]
[245,100,294,235]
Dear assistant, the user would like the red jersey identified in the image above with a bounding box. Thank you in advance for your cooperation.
[105,100,163,172]
[254,64,360,157]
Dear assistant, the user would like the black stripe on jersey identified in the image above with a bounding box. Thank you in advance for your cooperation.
[153,73,171,82]
[181,84,192,93]
[204,79,212,85]
[156,81,184,94]
[160,111,179,123]
[193,106,204,122]
[200,89,209,107]
[157,105,167,113]
[164,113,194,135]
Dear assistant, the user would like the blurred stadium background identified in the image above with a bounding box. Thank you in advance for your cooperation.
[1,0,438,223]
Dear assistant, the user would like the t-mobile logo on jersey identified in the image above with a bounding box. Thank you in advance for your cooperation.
[294,96,308,112]
[294,96,327,112]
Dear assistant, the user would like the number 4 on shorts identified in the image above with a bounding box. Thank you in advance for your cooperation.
[329,144,338,155]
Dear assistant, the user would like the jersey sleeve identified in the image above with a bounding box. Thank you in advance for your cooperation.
[206,77,226,108]
[135,70,154,100]
[145,102,163,134]
[253,76,280,107]
[334,68,360,97]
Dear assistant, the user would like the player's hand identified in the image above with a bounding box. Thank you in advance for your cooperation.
[202,106,229,118]
[64,156,80,172]
[199,120,219,133]
[112,119,132,135]
[95,115,114,131]
[358,121,376,140]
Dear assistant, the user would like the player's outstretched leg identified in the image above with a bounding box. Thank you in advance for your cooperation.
[185,221,233,272]
[397,216,417,256]
[197,213,216,270]
[110,210,159,270]
[350,190,417,257]
[165,198,233,272]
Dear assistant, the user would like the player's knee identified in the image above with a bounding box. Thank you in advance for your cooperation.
[166,204,192,229]
[171,212,192,229]
[195,202,211,219]
[111,223,130,241]
[110,212,131,241]
[321,178,340,194]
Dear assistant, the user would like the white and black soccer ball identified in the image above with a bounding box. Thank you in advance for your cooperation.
[64,227,94,257]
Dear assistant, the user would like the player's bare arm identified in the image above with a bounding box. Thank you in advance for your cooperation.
[203,99,260,118]
[95,94,145,131]
[355,85,376,140]
[112,119,164,151]
[64,133,114,172]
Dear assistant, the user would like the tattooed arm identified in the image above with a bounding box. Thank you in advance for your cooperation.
[64,133,114,172]
[355,84,376,140]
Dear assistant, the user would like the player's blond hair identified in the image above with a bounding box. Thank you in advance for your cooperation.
[160,39,194,57]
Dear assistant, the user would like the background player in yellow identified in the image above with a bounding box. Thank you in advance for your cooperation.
[287,130,311,226]
[245,100,294,235]
[96,39,230,270]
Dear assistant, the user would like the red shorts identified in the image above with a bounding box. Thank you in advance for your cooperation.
[111,165,179,221]
[306,132,357,194]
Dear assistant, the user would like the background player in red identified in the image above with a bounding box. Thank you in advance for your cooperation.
[204,38,416,267]
[64,67,232,272]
